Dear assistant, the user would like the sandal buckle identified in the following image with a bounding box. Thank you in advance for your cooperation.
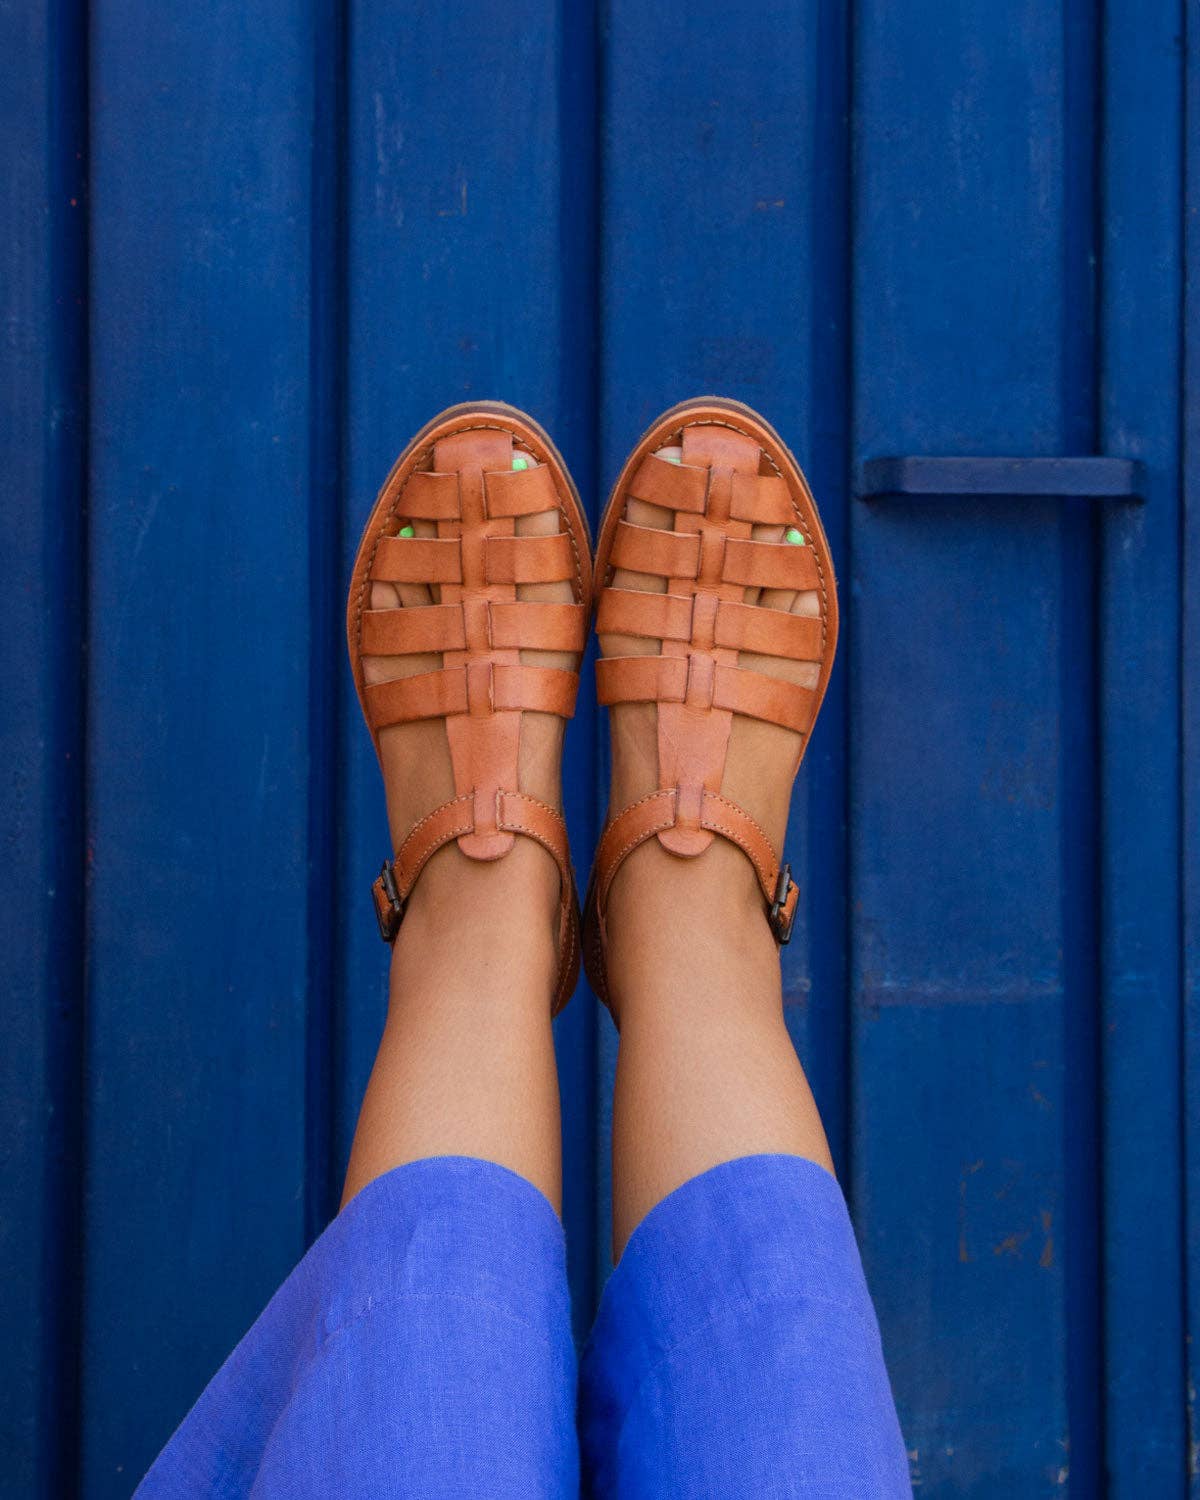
[768,863,797,945]
[373,860,405,943]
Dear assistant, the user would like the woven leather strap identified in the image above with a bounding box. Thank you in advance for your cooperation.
[352,414,592,1016]
[362,427,585,861]
[586,416,829,1007]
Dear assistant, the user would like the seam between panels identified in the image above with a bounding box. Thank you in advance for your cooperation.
[305,0,348,1243]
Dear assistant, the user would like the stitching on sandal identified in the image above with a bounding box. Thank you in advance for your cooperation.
[703,791,777,856]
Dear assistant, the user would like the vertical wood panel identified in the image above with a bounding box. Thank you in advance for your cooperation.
[302,0,346,1245]
[1182,2,1199,1493]
[337,0,600,1331]
[597,0,851,1287]
[850,2,1100,1490]
[0,1,86,1492]
[1098,1,1186,1490]
[82,4,318,1490]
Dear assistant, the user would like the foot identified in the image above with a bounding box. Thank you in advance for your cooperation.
[588,400,838,1010]
[601,439,821,862]
[365,442,574,857]
[348,406,592,1012]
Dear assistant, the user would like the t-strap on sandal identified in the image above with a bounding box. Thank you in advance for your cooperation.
[347,402,593,1015]
[584,397,839,1009]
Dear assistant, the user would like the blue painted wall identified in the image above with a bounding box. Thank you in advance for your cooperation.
[2,1,1194,1494]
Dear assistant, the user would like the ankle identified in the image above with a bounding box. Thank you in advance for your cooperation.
[610,835,763,923]
[604,837,781,1011]
[390,838,561,998]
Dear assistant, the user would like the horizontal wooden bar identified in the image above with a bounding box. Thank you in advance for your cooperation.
[858,454,1144,501]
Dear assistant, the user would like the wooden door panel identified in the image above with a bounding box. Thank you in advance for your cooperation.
[851,1,1101,1490]
[82,3,319,1490]
[0,5,87,1495]
[1097,2,1185,1490]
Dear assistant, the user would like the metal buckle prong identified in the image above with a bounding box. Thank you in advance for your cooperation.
[768,862,797,946]
[375,860,405,943]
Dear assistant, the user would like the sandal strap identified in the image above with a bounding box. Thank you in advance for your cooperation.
[587,788,799,971]
[366,662,580,730]
[608,519,820,591]
[597,588,822,659]
[623,451,797,525]
[363,599,586,660]
[373,790,580,1015]
[595,654,817,734]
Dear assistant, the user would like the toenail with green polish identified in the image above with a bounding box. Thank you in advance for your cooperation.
[664,453,682,465]
[785,527,806,545]
[512,455,529,471]
[398,523,415,538]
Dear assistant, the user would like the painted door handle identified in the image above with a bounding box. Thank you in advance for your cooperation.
[856,455,1144,503]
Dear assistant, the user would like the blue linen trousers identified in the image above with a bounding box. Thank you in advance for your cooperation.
[137,1154,911,1497]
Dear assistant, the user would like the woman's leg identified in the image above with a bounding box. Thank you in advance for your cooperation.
[581,408,909,1498]
[342,428,579,1211]
[607,834,832,1255]
[600,448,833,1255]
[341,834,563,1209]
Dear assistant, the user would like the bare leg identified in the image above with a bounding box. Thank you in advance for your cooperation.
[603,444,834,1257]
[607,841,832,1255]
[341,838,562,1210]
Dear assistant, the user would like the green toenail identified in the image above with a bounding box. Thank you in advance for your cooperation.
[512,455,529,471]
[663,453,682,465]
[785,527,806,545]
[398,523,415,538]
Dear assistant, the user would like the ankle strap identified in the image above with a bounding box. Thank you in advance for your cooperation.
[587,787,799,956]
[372,790,580,1014]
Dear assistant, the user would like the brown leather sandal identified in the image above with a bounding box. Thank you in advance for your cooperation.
[347,402,593,1015]
[583,397,838,1009]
